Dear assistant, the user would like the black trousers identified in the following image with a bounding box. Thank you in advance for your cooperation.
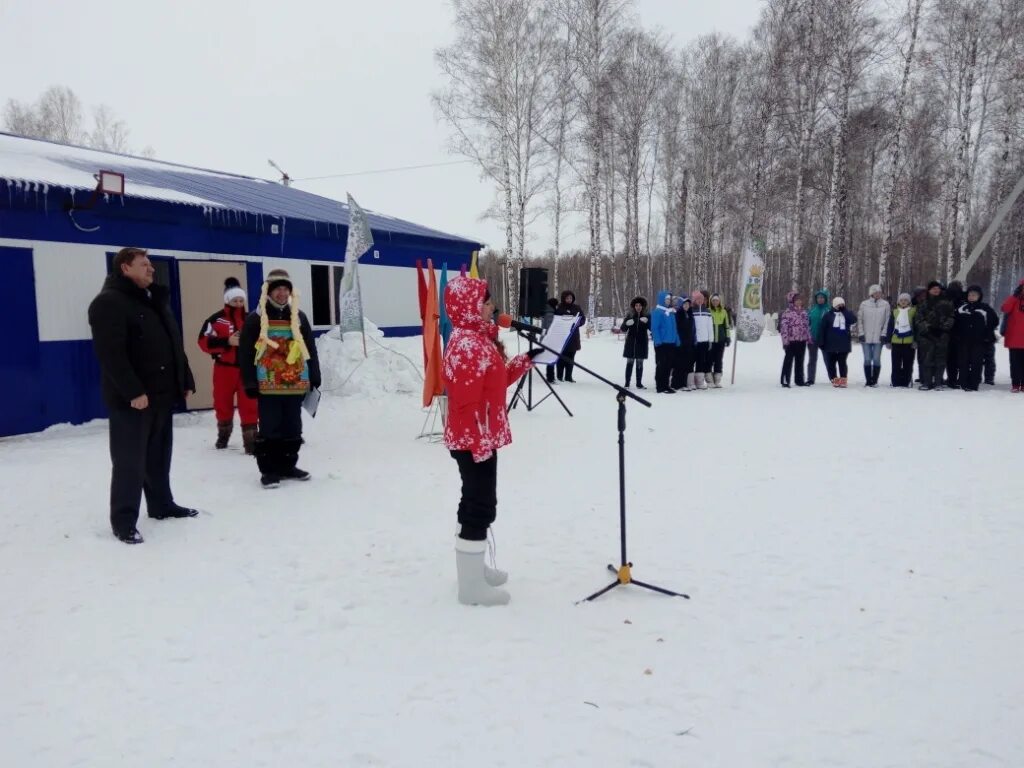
[257,395,303,440]
[781,342,806,385]
[556,350,577,381]
[983,342,996,384]
[451,450,497,541]
[825,352,849,380]
[671,346,694,389]
[624,358,645,385]
[108,404,176,534]
[710,342,726,374]
[654,345,674,391]
[891,345,915,387]
[946,336,960,385]
[1010,348,1024,387]
[693,344,712,374]
[806,342,821,383]
[958,341,985,390]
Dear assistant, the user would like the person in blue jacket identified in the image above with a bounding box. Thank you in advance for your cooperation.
[816,296,859,387]
[650,290,680,393]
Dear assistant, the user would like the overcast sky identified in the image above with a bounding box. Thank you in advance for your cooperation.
[0,0,762,250]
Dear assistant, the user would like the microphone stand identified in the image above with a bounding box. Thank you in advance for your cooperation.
[506,326,689,603]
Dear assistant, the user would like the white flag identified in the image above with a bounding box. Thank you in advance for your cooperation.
[338,193,374,333]
[736,240,766,342]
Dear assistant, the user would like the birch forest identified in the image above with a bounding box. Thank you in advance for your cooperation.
[433,0,1024,317]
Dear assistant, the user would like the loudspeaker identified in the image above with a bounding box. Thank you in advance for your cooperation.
[518,267,549,317]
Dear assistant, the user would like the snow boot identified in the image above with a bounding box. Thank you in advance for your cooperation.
[696,372,708,390]
[254,437,281,488]
[279,437,311,481]
[241,424,257,456]
[685,373,695,391]
[704,372,714,388]
[456,537,510,606]
[713,373,723,388]
[215,420,232,449]
[839,377,848,388]
[863,365,872,387]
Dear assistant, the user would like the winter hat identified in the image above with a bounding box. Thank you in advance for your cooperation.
[966,284,983,299]
[832,296,845,309]
[710,293,722,306]
[868,284,882,295]
[547,297,559,309]
[786,290,800,305]
[630,296,648,309]
[927,280,944,291]
[267,268,293,292]
[898,292,912,304]
[223,276,246,304]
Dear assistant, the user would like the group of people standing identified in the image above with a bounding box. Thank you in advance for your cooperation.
[89,248,322,545]
[619,290,732,393]
[778,279,1024,391]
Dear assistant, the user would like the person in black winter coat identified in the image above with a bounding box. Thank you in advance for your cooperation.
[554,290,585,382]
[945,280,966,387]
[671,296,696,391]
[817,296,859,387]
[88,247,198,544]
[954,285,1000,391]
[620,297,650,388]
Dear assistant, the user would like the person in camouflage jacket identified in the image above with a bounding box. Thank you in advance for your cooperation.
[913,281,955,390]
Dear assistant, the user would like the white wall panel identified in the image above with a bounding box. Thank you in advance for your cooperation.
[29,241,107,342]
[359,263,421,329]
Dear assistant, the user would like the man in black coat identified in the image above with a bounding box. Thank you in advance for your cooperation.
[88,247,198,544]
[954,285,1000,392]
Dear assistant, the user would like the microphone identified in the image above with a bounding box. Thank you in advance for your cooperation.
[497,314,544,335]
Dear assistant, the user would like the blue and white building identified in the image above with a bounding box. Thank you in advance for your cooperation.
[1,132,481,436]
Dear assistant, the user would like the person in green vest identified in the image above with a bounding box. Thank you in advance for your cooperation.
[708,293,731,388]
[806,289,831,385]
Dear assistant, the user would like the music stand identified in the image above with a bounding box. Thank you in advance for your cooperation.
[508,330,573,417]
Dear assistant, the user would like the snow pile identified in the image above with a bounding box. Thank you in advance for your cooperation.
[315,320,423,397]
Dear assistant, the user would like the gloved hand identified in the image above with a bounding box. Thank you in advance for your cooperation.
[859,335,866,344]
[245,387,259,399]
[640,317,648,324]
[625,319,635,326]
[526,348,545,360]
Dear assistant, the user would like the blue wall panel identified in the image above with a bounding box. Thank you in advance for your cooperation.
[1,246,43,435]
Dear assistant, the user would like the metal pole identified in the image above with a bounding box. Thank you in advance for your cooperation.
[955,171,1024,284]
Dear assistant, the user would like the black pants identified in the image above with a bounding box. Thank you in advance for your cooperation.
[825,352,848,380]
[710,342,726,374]
[654,345,674,391]
[781,342,806,385]
[624,358,645,386]
[108,404,176,534]
[946,337,960,386]
[256,395,304,475]
[545,364,555,383]
[957,341,985,390]
[556,350,577,381]
[983,342,996,384]
[451,450,497,541]
[671,346,694,389]
[693,344,712,374]
[806,342,821,383]
[891,345,915,387]
[1010,348,1024,387]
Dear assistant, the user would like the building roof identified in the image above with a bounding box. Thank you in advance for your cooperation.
[0,132,480,245]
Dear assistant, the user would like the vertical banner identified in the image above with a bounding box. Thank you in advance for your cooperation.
[736,240,766,343]
[439,262,453,350]
[469,250,480,279]
[422,259,445,407]
[338,194,374,337]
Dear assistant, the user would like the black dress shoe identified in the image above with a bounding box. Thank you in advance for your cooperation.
[149,506,198,520]
[114,529,144,545]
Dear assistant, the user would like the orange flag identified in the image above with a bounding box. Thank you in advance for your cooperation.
[423,259,445,407]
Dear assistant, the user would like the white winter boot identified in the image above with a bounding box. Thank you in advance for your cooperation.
[713,373,723,388]
[686,373,695,391]
[704,372,714,388]
[456,537,510,606]
[696,372,708,390]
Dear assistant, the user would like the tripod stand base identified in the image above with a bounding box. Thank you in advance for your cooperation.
[579,562,690,602]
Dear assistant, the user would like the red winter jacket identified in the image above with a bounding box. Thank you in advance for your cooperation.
[1001,280,1024,349]
[198,305,247,365]
[442,277,531,463]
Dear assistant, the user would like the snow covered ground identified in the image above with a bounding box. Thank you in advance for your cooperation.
[3,331,1021,767]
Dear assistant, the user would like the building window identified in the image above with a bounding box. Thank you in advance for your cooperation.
[310,264,331,326]
[332,265,345,324]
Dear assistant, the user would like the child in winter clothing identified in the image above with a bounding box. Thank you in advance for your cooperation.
[779,291,812,387]
[621,297,650,389]
[198,277,258,453]
[691,290,715,389]
[709,294,730,387]
[806,289,831,385]
[650,291,679,393]
[818,297,858,387]
[1001,279,1024,392]
[672,295,696,391]
[884,293,916,387]
[954,285,1000,391]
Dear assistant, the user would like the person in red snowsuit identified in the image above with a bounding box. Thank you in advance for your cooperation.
[442,276,537,606]
[197,277,258,453]
[1001,278,1024,392]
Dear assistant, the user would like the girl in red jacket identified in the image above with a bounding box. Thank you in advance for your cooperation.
[1002,279,1024,392]
[198,277,259,452]
[443,276,535,606]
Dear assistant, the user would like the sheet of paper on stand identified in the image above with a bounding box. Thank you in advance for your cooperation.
[534,314,580,366]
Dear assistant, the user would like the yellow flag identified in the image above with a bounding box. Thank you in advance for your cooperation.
[469,250,479,279]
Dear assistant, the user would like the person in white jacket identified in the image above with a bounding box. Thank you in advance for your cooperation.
[857,284,891,387]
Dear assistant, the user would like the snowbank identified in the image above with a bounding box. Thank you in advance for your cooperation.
[315,320,423,397]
